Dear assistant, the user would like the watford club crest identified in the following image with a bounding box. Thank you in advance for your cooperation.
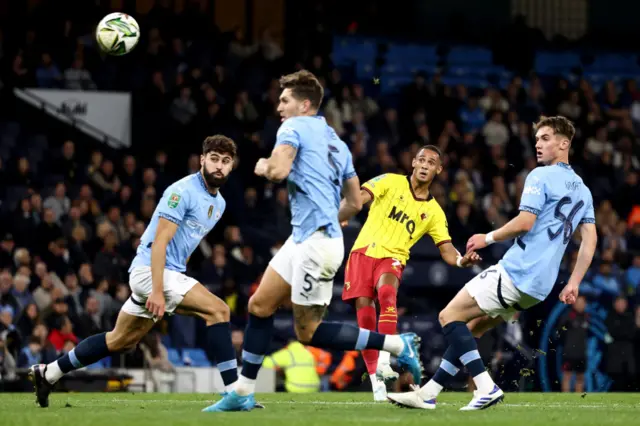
[421,212,428,221]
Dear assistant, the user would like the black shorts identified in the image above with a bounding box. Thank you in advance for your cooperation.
[563,358,586,373]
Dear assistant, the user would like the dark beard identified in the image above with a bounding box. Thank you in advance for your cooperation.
[201,167,227,189]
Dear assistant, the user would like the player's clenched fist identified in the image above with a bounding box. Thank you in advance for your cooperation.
[559,281,579,304]
[254,158,269,177]
[146,290,166,319]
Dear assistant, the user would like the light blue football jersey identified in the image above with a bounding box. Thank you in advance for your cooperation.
[129,172,226,273]
[275,116,357,243]
[499,162,595,301]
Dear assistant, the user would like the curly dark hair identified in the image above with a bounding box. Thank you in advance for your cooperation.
[202,135,237,158]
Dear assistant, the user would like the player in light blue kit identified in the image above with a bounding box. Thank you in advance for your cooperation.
[205,70,423,412]
[30,136,248,410]
[387,115,598,411]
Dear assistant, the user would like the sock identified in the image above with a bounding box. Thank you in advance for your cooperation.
[377,284,398,336]
[377,285,398,368]
[309,321,404,355]
[356,305,378,376]
[378,350,391,366]
[421,345,463,397]
[47,332,111,384]
[238,314,274,396]
[442,322,494,393]
[207,322,238,387]
[369,374,381,389]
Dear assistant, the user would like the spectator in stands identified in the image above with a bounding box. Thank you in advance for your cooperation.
[605,296,636,390]
[17,336,42,368]
[47,315,77,353]
[482,111,509,148]
[0,335,17,381]
[560,296,589,393]
[0,234,14,270]
[15,302,38,341]
[0,270,19,313]
[43,182,71,223]
[140,331,176,393]
[64,56,96,91]
[11,273,33,310]
[35,52,62,88]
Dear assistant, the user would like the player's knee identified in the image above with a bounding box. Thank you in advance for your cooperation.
[248,294,276,318]
[438,309,452,327]
[202,301,231,325]
[106,330,140,352]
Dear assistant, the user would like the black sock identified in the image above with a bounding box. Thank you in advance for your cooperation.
[309,322,386,350]
[240,314,274,380]
[207,322,238,386]
[57,332,111,373]
[432,345,464,385]
[442,322,485,377]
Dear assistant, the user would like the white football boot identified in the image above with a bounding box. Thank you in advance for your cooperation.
[387,385,436,410]
[459,384,504,411]
[376,363,399,385]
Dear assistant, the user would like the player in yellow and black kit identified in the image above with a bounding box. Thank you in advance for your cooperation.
[338,145,481,401]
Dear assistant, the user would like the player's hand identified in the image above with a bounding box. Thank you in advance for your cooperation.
[146,290,166,320]
[254,158,269,177]
[559,281,579,304]
[466,234,487,252]
[340,220,348,228]
[459,250,482,267]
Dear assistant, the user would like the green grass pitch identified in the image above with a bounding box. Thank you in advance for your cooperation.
[1,392,639,426]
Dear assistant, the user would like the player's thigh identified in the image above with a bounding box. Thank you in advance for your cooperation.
[467,315,504,338]
[176,282,230,325]
[342,252,376,302]
[248,265,292,317]
[292,302,327,343]
[374,258,403,292]
[106,310,155,352]
[439,285,485,325]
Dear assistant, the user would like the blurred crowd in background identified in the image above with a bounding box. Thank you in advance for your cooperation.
[0,0,639,392]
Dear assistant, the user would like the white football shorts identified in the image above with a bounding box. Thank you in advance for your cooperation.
[464,263,540,321]
[269,231,344,306]
[121,266,199,319]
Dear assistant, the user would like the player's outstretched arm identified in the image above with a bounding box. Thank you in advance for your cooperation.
[338,176,365,222]
[466,211,537,251]
[148,218,179,319]
[254,145,297,183]
[559,222,597,304]
[438,242,482,267]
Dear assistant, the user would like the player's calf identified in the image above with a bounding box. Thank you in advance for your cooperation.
[179,284,239,392]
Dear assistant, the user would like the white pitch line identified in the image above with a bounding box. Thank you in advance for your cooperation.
[101,398,624,409]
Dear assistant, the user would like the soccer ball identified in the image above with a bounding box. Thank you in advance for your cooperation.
[96,13,140,56]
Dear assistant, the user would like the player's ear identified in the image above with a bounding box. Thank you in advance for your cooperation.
[200,154,205,167]
[302,99,311,114]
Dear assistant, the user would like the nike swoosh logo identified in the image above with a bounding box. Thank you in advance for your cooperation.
[407,344,415,358]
